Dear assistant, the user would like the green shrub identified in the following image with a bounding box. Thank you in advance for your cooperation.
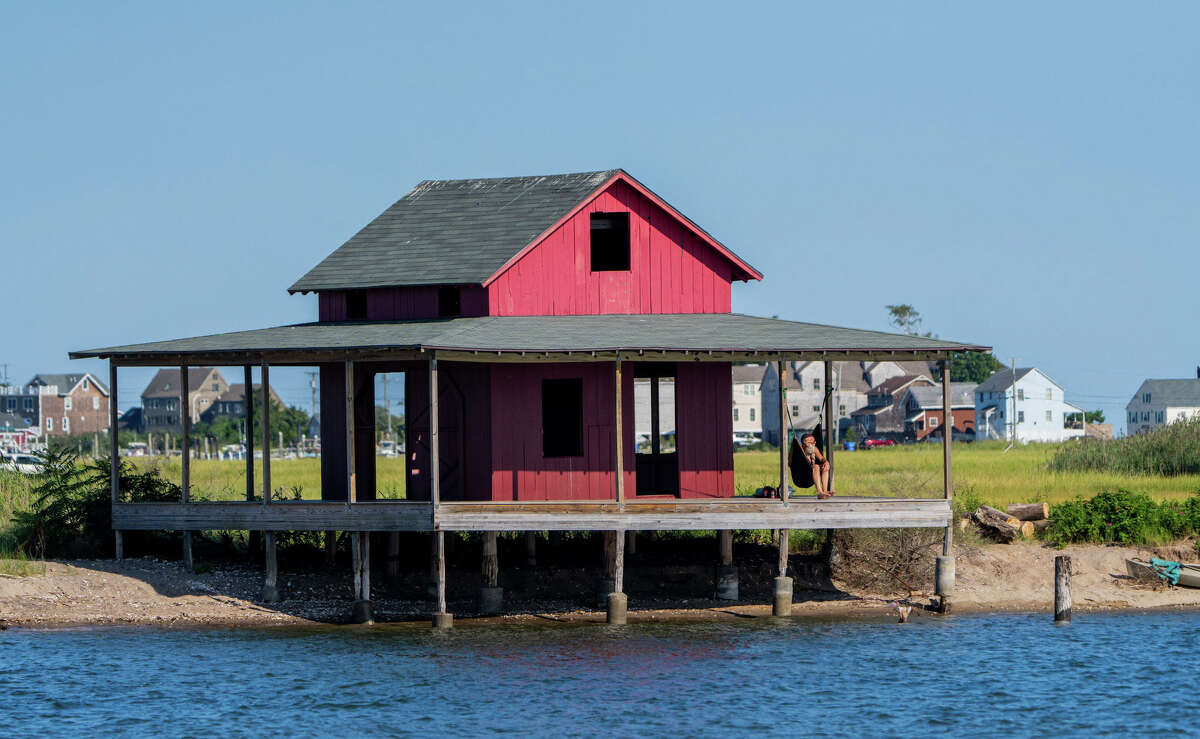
[10,446,179,559]
[1045,489,1200,546]
[951,485,986,518]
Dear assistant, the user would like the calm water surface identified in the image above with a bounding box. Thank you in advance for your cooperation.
[2,611,1198,736]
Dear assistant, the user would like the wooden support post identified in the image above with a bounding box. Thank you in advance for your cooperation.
[350,531,373,624]
[387,532,400,577]
[429,356,439,506]
[345,359,357,503]
[608,528,627,624]
[626,529,637,556]
[719,530,733,567]
[263,532,279,603]
[773,528,792,616]
[525,531,537,567]
[180,365,193,572]
[1055,555,1072,623]
[778,358,788,503]
[715,529,737,600]
[324,531,336,566]
[433,530,451,628]
[479,531,502,614]
[109,362,122,561]
[937,358,955,613]
[261,364,271,503]
[941,358,954,557]
[824,361,835,491]
[244,365,254,501]
[614,358,625,508]
[351,530,361,599]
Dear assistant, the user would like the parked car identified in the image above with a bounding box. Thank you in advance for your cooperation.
[861,438,897,449]
[0,453,45,474]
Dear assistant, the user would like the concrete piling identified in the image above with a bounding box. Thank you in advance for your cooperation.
[772,576,793,617]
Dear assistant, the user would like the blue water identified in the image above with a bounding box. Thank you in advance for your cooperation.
[2,611,1198,736]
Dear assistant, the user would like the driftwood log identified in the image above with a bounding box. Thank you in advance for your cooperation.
[972,505,1022,542]
[1007,503,1050,521]
[1032,519,1051,534]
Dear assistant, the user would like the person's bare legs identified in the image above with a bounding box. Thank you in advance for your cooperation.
[817,465,834,498]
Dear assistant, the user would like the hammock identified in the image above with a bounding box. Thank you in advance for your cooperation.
[787,423,824,489]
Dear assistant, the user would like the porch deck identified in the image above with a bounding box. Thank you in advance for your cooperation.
[112,495,951,532]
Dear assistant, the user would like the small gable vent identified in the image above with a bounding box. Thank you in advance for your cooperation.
[590,212,630,272]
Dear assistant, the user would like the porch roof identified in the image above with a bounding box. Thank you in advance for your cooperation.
[71,313,990,365]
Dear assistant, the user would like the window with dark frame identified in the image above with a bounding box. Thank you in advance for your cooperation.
[438,286,461,317]
[590,212,630,271]
[346,290,368,320]
[542,378,583,457]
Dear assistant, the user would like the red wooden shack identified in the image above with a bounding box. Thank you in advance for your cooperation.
[74,169,989,625]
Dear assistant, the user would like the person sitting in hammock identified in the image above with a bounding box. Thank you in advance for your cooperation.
[789,431,834,499]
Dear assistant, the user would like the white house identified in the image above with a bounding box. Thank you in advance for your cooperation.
[974,367,1083,443]
[731,364,766,443]
[761,361,872,445]
[1125,377,1200,435]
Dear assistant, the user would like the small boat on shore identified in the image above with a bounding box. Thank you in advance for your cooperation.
[1126,558,1200,588]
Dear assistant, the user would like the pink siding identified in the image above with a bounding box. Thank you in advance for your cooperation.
[489,363,636,501]
[488,361,730,501]
[318,287,489,322]
[487,180,734,316]
[675,362,735,498]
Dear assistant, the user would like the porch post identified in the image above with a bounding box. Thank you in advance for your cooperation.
[778,358,788,504]
[430,354,452,628]
[261,364,280,603]
[180,365,193,572]
[936,357,956,611]
[344,359,356,503]
[614,358,625,507]
[715,529,738,600]
[823,361,835,490]
[261,364,271,503]
[607,528,627,624]
[109,361,122,561]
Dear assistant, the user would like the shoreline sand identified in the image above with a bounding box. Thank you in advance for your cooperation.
[3,541,1199,630]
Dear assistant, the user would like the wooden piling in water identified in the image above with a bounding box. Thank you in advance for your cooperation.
[263,532,279,603]
[479,531,502,614]
[524,531,537,567]
[1055,555,1071,622]
[386,532,400,577]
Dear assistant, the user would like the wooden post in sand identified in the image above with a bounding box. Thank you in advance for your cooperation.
[109,362,123,561]
[1055,555,1072,623]
[479,531,502,614]
[180,365,193,573]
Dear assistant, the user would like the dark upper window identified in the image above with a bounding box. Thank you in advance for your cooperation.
[438,286,461,317]
[590,212,630,271]
[542,378,583,457]
[346,290,368,320]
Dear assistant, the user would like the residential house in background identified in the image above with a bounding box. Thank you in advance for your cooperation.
[201,383,283,423]
[974,367,1083,443]
[861,360,936,389]
[900,383,977,440]
[141,368,229,433]
[850,373,935,437]
[731,364,766,443]
[761,361,872,444]
[1125,375,1200,435]
[0,373,111,438]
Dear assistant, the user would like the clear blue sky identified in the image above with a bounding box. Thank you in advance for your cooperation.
[3,2,1197,433]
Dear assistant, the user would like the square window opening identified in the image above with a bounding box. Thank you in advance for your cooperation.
[438,287,461,317]
[346,290,368,320]
[542,378,583,457]
[590,212,630,271]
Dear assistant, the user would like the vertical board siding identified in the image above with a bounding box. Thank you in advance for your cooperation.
[487,180,735,316]
[490,362,635,501]
[318,287,490,322]
[676,362,735,498]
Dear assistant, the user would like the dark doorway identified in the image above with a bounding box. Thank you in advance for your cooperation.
[634,364,679,496]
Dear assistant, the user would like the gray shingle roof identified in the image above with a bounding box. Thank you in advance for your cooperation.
[142,368,219,398]
[288,169,760,292]
[1136,379,1200,406]
[907,383,977,409]
[975,367,1035,394]
[732,364,768,384]
[71,314,990,361]
[290,170,620,292]
[28,373,108,396]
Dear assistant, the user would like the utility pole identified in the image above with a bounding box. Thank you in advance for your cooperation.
[1005,357,1018,452]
